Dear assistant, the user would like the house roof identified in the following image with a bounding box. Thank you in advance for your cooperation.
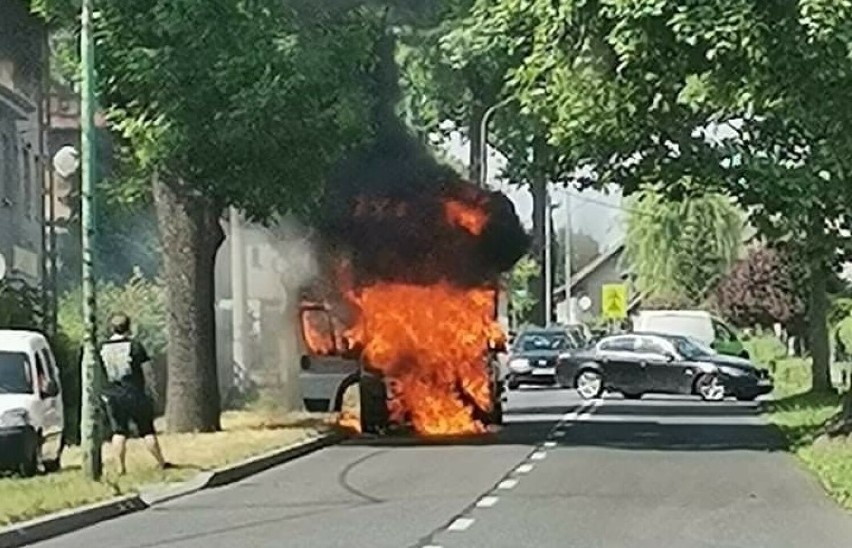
[553,242,626,298]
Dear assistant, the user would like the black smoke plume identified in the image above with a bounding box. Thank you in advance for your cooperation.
[317,31,528,288]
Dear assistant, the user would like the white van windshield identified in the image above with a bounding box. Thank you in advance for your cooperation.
[0,351,33,394]
[639,314,713,344]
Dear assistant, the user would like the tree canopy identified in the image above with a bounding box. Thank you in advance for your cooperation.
[94,1,381,222]
[715,245,805,329]
[625,187,744,306]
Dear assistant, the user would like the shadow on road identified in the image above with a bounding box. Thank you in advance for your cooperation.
[341,396,784,453]
[338,419,784,451]
[592,402,761,418]
[558,419,785,452]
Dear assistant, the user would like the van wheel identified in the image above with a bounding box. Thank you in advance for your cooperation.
[19,445,38,478]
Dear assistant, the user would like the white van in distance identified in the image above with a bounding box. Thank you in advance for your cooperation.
[0,330,64,476]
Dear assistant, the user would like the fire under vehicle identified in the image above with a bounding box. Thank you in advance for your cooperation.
[297,286,510,435]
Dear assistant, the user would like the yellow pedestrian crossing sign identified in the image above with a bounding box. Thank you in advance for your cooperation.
[602,284,628,320]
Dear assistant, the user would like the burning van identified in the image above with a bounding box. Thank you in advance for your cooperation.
[298,284,510,435]
[298,73,528,436]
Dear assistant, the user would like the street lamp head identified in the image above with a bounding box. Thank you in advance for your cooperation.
[53,146,80,178]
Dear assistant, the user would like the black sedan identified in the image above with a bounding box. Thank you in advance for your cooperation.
[506,327,584,389]
[555,332,773,401]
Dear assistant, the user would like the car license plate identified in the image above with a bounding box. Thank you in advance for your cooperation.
[533,367,555,376]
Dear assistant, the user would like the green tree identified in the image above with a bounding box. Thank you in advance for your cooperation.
[42,1,382,432]
[508,254,538,326]
[476,1,852,403]
[625,187,744,306]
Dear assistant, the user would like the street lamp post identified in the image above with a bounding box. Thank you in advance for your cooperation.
[478,97,512,188]
[79,0,102,480]
[564,189,574,324]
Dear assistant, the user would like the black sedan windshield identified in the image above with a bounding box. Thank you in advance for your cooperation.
[0,351,32,394]
[672,337,713,360]
[516,332,574,352]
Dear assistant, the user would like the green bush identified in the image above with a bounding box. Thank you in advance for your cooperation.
[0,278,41,328]
[744,333,788,369]
[57,269,166,356]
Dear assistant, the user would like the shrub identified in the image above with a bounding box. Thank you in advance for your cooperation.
[715,246,804,329]
[744,333,788,370]
[0,277,41,328]
[57,269,166,356]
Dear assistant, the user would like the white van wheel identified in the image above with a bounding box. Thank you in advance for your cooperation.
[19,442,39,477]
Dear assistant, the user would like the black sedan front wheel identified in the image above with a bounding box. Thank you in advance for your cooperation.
[575,369,604,400]
[695,374,726,402]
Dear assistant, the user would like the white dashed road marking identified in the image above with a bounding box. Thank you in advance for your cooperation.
[515,463,534,474]
[447,518,475,532]
[552,430,566,438]
[530,451,547,461]
[543,440,557,448]
[476,496,499,508]
[498,478,519,490]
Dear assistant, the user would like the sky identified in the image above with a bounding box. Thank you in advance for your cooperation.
[439,131,626,254]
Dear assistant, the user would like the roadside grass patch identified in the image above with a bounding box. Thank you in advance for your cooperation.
[762,358,852,510]
[0,410,332,527]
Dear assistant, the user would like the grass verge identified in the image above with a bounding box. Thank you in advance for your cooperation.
[762,358,852,510]
[0,410,333,527]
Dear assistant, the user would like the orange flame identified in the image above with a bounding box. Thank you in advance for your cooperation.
[344,282,500,435]
[338,411,362,433]
[301,305,337,355]
[444,199,488,236]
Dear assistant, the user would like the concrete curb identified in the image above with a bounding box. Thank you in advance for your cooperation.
[0,431,344,548]
[0,496,146,548]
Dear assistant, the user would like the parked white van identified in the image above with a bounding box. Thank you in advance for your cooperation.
[632,310,749,358]
[0,330,64,476]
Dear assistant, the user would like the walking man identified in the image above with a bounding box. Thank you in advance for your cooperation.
[99,313,170,474]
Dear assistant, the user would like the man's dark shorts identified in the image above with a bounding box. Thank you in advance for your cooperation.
[104,387,156,438]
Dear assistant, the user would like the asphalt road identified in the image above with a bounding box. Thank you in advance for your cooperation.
[33,389,852,548]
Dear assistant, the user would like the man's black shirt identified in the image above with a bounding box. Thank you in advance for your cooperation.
[99,335,150,395]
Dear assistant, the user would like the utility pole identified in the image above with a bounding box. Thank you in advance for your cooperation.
[229,207,249,393]
[79,0,102,480]
[564,189,574,324]
[544,187,552,325]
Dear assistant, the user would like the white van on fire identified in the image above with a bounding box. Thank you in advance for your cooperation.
[0,330,64,476]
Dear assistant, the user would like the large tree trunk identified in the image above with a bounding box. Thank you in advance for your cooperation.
[529,171,547,326]
[154,174,224,432]
[808,256,833,394]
